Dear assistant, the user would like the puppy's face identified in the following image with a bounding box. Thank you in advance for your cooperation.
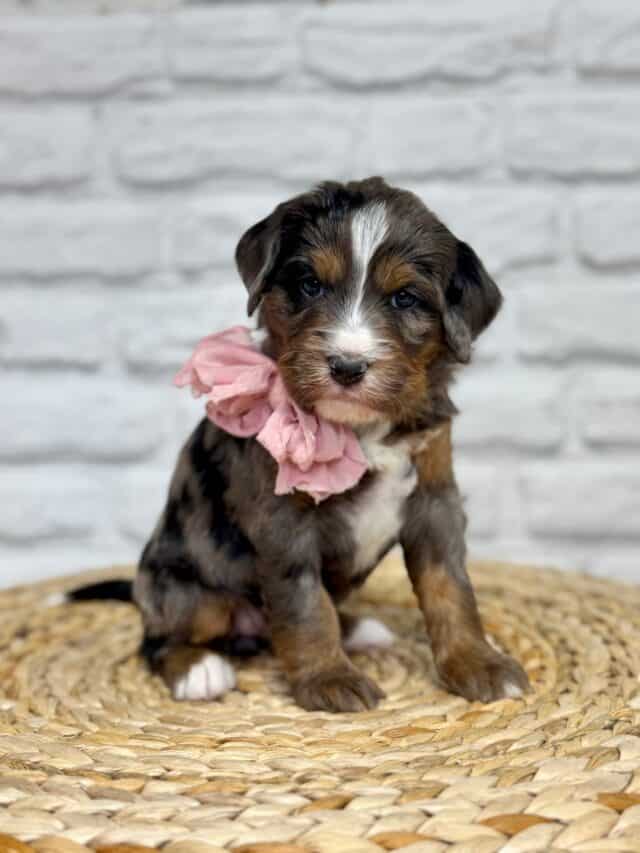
[236,178,501,428]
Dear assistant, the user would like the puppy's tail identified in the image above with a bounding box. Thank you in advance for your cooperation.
[48,579,133,606]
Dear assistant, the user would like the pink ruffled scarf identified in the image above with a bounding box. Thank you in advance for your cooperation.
[174,326,368,502]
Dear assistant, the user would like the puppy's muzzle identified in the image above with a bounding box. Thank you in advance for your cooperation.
[327,355,368,387]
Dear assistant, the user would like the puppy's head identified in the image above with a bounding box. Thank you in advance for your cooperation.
[236,177,501,428]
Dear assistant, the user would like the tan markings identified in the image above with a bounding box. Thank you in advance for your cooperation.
[155,593,234,692]
[412,562,483,667]
[271,586,344,682]
[271,586,385,711]
[375,255,418,293]
[188,592,234,645]
[410,562,530,700]
[309,246,346,284]
[405,426,443,455]
[383,335,444,426]
[412,421,454,489]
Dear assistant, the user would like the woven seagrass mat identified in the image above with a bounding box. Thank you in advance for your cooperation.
[1,556,640,853]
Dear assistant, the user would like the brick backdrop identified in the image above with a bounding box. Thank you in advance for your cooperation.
[1,0,639,587]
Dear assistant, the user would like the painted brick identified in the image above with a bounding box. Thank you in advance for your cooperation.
[576,369,640,448]
[0,108,93,188]
[584,549,640,583]
[518,283,640,362]
[410,185,558,275]
[473,540,595,575]
[0,204,162,279]
[1,0,174,9]
[119,286,246,376]
[0,471,102,544]
[304,0,555,86]
[1,545,133,589]
[171,191,281,273]
[112,98,360,185]
[506,97,640,177]
[577,0,640,73]
[0,14,164,95]
[0,376,172,463]
[455,463,501,538]
[464,294,514,364]
[117,470,170,546]
[365,99,495,177]
[576,193,640,269]
[0,288,108,369]
[169,6,296,82]
[1,0,640,586]
[453,367,566,452]
[522,462,640,539]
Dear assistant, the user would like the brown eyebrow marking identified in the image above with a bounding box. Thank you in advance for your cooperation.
[309,247,346,284]
[375,255,418,293]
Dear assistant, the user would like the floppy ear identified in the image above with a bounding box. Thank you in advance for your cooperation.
[235,206,284,316]
[442,241,502,363]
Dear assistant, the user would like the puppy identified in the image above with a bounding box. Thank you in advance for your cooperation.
[106,177,530,712]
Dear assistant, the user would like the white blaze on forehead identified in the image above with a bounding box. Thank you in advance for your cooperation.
[350,201,389,314]
[331,202,389,359]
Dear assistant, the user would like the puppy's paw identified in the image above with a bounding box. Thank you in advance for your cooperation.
[437,644,530,703]
[343,617,396,652]
[172,653,236,702]
[293,664,385,713]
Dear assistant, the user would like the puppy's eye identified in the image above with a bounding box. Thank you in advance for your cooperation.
[300,278,325,299]
[390,289,418,309]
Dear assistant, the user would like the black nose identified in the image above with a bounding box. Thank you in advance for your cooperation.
[327,355,368,386]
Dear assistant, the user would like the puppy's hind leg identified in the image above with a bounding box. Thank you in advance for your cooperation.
[136,576,238,702]
[142,638,236,701]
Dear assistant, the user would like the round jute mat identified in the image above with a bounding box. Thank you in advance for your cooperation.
[1,556,640,853]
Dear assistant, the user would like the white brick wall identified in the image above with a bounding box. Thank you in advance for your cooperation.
[1,0,639,588]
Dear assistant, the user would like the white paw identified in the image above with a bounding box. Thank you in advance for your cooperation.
[172,653,236,701]
[501,678,525,699]
[344,617,396,652]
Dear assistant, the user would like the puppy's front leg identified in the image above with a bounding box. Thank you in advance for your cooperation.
[259,561,385,712]
[402,429,529,702]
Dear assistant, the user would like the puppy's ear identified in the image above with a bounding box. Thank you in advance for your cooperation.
[235,207,284,316]
[442,241,502,363]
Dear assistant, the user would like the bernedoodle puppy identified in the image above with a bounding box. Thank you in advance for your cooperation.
[72,177,529,712]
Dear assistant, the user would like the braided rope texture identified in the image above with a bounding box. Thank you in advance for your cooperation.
[1,556,640,852]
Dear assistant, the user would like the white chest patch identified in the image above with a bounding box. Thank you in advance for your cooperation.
[350,430,417,574]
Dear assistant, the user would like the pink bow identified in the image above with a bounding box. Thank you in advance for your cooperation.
[174,326,368,502]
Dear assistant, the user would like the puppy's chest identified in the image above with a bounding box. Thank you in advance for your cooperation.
[348,436,417,574]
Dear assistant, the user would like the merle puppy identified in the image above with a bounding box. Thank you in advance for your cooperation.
[87,177,529,712]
